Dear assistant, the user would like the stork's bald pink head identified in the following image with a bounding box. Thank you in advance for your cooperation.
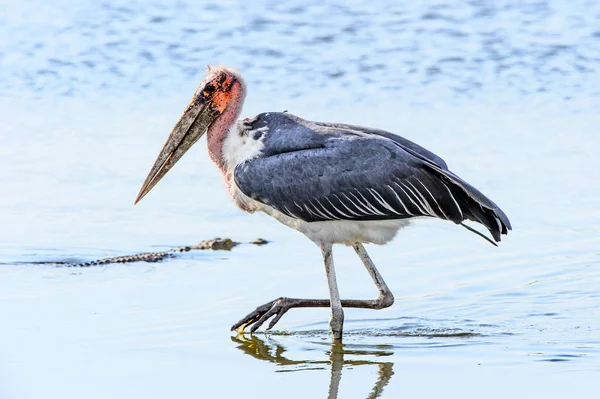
[193,66,246,113]
[135,66,247,204]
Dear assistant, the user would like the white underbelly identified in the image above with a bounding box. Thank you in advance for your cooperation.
[229,181,410,245]
[279,214,411,245]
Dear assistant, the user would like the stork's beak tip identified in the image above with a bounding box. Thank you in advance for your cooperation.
[133,189,143,205]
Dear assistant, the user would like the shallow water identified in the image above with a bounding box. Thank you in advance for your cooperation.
[1,1,600,398]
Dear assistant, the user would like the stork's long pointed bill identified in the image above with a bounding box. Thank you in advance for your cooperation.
[134,98,222,204]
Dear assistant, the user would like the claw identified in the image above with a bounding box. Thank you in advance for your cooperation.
[232,313,260,333]
[235,321,250,334]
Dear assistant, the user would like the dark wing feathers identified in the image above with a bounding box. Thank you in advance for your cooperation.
[235,112,511,242]
[427,164,512,239]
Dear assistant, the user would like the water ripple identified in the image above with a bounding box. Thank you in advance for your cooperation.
[1,0,599,106]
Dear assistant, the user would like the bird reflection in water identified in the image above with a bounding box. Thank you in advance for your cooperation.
[231,334,394,399]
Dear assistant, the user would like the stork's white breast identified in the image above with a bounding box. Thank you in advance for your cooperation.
[222,123,267,170]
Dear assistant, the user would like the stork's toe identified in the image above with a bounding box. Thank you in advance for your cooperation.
[231,297,293,333]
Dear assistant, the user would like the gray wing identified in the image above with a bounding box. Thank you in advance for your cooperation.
[235,112,511,241]
[311,121,449,170]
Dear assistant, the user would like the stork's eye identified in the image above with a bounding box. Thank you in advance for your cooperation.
[203,83,215,96]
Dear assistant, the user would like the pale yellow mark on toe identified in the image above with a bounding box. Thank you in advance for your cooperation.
[235,321,254,334]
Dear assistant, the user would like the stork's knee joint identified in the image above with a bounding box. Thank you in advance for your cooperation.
[376,293,395,309]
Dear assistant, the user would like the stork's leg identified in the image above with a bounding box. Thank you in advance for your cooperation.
[231,242,394,338]
[351,243,395,308]
[322,243,344,339]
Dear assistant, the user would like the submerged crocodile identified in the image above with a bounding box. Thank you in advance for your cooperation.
[34,237,268,267]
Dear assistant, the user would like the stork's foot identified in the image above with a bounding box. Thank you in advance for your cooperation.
[231,297,294,334]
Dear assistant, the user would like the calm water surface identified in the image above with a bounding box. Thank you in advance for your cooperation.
[1,1,599,398]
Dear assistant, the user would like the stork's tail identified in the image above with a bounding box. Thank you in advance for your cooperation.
[432,166,512,245]
[450,182,511,244]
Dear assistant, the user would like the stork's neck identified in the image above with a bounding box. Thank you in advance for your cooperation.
[206,80,246,173]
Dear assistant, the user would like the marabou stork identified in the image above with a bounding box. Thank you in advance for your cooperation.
[135,66,511,340]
